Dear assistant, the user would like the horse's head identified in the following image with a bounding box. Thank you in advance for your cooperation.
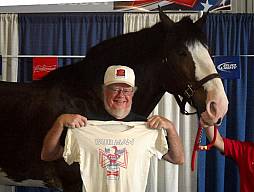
[158,10,228,126]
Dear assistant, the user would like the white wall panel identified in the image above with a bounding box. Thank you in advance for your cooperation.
[232,0,254,13]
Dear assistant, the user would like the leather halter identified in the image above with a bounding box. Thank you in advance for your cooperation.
[172,73,221,171]
[173,73,221,115]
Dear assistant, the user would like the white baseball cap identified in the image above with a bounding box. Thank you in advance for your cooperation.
[104,65,135,87]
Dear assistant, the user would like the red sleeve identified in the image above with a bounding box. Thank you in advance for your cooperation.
[223,137,246,163]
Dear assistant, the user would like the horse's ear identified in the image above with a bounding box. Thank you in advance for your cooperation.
[158,6,174,30]
[195,11,208,29]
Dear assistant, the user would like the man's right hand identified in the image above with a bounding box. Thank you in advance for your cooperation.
[57,114,87,129]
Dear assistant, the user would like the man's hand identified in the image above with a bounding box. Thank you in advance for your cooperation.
[147,115,174,130]
[147,115,184,165]
[41,114,87,161]
[57,114,87,128]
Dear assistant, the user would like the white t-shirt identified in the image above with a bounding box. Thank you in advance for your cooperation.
[63,120,168,192]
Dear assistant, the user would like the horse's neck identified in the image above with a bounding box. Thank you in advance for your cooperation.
[43,24,163,85]
[132,78,165,117]
[86,26,163,63]
[133,94,165,118]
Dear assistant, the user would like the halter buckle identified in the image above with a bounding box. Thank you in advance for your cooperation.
[184,84,194,98]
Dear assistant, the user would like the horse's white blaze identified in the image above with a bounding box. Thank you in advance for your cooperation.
[187,42,228,125]
[0,168,46,187]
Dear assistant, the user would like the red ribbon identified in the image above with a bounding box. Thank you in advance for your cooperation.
[191,124,218,171]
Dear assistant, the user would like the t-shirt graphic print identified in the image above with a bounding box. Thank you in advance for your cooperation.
[63,120,168,192]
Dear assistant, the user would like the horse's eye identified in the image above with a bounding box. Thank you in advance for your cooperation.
[178,50,187,56]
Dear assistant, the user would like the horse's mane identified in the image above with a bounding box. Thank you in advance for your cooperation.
[175,16,207,47]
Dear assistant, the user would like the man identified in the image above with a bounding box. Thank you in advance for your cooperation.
[41,65,184,191]
[205,125,254,192]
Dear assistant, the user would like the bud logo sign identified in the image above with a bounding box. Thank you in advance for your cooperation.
[217,62,237,72]
[33,57,58,80]
[214,56,240,79]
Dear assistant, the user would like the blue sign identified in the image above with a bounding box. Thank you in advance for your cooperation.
[214,56,240,79]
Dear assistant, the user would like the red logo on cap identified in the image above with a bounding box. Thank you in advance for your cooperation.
[116,69,125,77]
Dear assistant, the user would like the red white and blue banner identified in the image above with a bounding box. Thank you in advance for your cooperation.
[114,0,231,12]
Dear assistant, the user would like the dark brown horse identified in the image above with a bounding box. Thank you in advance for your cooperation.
[0,11,228,192]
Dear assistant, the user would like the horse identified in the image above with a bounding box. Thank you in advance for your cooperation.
[0,10,228,192]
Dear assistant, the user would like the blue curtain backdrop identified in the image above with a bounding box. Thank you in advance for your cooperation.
[18,12,123,82]
[16,12,123,192]
[198,13,254,192]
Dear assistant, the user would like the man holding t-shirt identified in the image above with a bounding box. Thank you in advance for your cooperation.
[41,65,184,192]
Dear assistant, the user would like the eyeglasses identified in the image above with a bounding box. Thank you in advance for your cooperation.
[105,86,135,96]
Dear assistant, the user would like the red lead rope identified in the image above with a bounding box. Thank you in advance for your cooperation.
[191,124,218,171]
